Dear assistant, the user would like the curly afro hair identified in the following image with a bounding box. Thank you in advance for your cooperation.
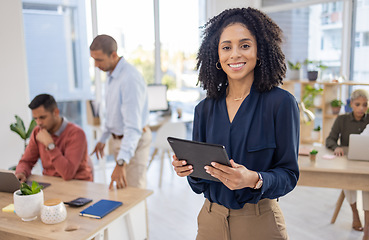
[196,7,286,99]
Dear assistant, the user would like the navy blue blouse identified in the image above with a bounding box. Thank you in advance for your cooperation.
[188,86,300,209]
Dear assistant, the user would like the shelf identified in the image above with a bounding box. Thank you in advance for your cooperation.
[301,138,322,144]
[324,114,340,118]
[284,80,369,86]
[281,81,369,145]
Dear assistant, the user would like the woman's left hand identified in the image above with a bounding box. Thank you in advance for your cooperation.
[204,160,258,190]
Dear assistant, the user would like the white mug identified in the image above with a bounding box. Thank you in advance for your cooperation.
[41,199,67,224]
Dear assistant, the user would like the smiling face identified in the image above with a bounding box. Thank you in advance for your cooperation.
[351,96,368,120]
[218,23,258,83]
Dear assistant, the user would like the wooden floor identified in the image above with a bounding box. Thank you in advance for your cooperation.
[94,154,366,240]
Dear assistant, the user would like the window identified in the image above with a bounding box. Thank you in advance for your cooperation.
[159,0,203,106]
[22,0,92,132]
[355,32,361,47]
[266,1,343,80]
[94,0,155,85]
[351,1,369,83]
[363,32,369,46]
[92,0,203,113]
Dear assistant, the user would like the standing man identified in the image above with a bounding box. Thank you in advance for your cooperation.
[90,34,152,189]
[15,94,93,182]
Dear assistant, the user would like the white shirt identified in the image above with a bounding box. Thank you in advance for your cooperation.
[99,57,149,162]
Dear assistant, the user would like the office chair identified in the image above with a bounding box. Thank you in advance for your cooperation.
[147,121,187,187]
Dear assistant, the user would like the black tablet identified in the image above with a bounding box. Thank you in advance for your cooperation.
[167,137,231,182]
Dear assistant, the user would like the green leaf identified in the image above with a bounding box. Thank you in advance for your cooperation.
[20,182,32,195]
[10,115,27,139]
[26,119,37,139]
[20,181,43,195]
[310,149,318,154]
[21,188,33,195]
[31,181,37,192]
[15,115,26,133]
[10,123,27,139]
[287,60,301,70]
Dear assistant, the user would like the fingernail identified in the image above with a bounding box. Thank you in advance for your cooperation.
[211,162,215,166]
[204,166,208,170]
[182,161,186,165]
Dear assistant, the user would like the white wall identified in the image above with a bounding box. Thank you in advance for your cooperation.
[205,0,260,20]
[0,0,31,169]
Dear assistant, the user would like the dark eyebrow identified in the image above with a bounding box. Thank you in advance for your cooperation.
[239,38,253,43]
[220,38,253,45]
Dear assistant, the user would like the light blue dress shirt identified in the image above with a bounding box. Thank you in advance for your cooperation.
[99,57,149,162]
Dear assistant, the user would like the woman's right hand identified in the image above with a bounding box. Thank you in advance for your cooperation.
[172,155,193,177]
[334,147,345,156]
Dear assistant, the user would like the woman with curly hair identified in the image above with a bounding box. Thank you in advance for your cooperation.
[172,7,299,239]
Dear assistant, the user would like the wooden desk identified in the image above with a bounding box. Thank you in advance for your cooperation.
[0,175,153,240]
[298,145,369,191]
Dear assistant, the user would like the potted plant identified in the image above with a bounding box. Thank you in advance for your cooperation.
[311,126,321,141]
[330,99,344,114]
[287,60,302,80]
[304,59,328,81]
[13,181,44,221]
[10,115,36,151]
[9,115,36,170]
[309,149,318,163]
[302,85,323,109]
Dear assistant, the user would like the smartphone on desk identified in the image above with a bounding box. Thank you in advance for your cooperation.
[64,197,92,207]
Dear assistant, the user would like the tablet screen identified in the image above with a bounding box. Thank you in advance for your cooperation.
[167,137,231,182]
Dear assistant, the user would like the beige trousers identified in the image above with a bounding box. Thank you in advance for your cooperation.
[344,190,369,211]
[112,126,152,188]
[196,198,288,240]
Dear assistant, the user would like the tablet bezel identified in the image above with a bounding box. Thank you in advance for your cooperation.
[167,137,231,182]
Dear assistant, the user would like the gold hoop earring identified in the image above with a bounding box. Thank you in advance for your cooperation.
[216,61,222,70]
[257,60,261,67]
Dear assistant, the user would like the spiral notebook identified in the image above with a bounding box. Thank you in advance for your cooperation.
[79,199,123,219]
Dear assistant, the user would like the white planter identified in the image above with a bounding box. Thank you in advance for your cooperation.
[311,131,320,141]
[13,189,44,221]
[313,95,323,107]
[289,69,301,80]
[41,199,67,224]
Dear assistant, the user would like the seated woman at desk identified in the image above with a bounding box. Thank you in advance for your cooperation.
[326,89,369,238]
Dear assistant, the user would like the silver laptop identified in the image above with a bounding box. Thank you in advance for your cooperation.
[348,134,369,161]
[0,170,22,193]
[0,170,51,193]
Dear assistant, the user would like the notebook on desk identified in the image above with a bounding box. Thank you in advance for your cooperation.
[79,199,123,219]
[348,134,369,161]
[0,170,50,193]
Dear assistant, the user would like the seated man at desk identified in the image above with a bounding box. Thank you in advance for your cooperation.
[326,89,369,238]
[15,94,93,182]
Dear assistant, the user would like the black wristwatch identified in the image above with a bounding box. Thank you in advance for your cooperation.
[117,159,126,166]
